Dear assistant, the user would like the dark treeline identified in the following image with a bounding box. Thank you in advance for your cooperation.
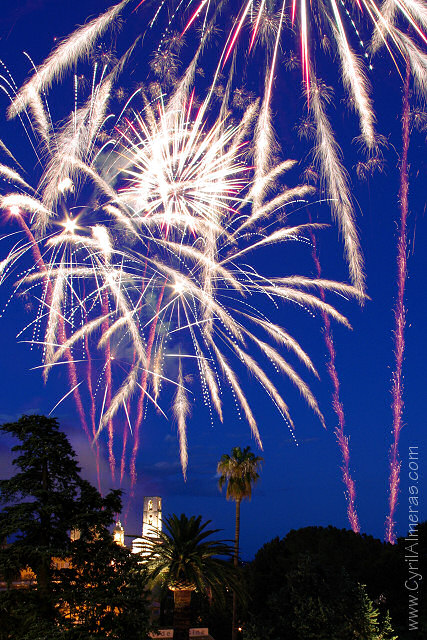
[0,415,152,640]
[241,523,426,640]
[1,415,425,640]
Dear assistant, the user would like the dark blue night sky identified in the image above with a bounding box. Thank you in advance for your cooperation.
[0,0,425,559]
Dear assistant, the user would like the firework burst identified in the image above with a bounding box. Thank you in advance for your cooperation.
[0,42,362,488]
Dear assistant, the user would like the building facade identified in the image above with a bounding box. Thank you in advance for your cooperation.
[132,496,162,554]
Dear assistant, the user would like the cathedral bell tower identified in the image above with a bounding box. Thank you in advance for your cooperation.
[142,497,162,538]
[131,496,162,554]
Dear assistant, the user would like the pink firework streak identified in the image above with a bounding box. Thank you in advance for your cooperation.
[101,291,115,482]
[385,61,411,544]
[310,225,360,533]
[120,350,136,487]
[13,212,91,443]
[128,282,166,497]
[82,295,101,492]
[120,405,129,487]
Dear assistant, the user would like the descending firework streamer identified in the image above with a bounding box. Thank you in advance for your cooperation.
[368,2,427,543]
[0,2,365,490]
[182,0,427,120]
[309,223,360,533]
[385,61,410,545]
[3,207,92,448]
[178,0,427,297]
[179,0,380,294]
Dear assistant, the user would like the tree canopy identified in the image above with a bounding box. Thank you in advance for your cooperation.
[242,524,427,640]
[217,446,263,504]
[144,513,242,640]
[145,513,238,596]
[0,414,151,640]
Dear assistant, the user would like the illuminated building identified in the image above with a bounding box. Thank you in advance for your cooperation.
[113,520,125,546]
[132,496,162,555]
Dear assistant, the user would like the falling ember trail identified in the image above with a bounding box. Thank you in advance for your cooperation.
[120,407,129,487]
[14,213,91,442]
[126,281,166,521]
[310,224,360,532]
[120,352,135,487]
[82,296,101,492]
[102,291,115,482]
[385,61,411,545]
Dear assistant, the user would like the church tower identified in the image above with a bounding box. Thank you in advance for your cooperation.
[142,496,162,538]
[131,496,162,554]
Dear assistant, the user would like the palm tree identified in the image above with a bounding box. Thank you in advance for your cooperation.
[217,446,263,640]
[144,513,239,640]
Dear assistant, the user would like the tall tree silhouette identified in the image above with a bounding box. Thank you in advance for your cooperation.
[218,446,263,640]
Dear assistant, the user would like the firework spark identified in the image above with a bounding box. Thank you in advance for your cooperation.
[178,0,426,307]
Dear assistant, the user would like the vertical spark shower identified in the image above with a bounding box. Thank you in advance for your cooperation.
[13,211,91,445]
[310,226,360,533]
[129,283,166,496]
[385,61,411,545]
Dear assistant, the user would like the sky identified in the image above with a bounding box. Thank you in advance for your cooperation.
[0,0,425,560]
